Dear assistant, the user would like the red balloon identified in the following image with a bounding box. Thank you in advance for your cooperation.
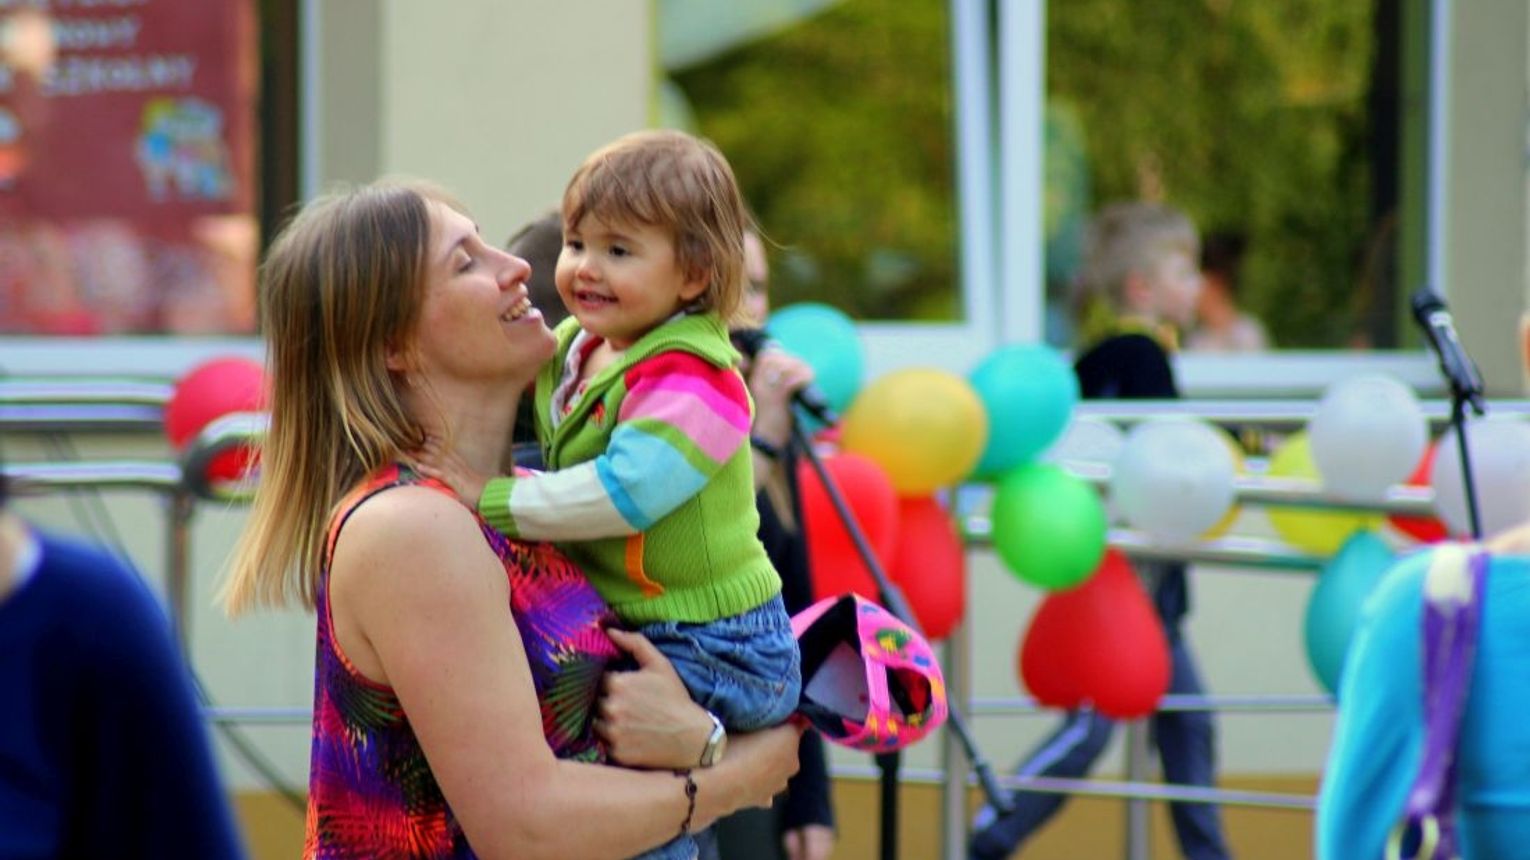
[165,357,267,449]
[1389,442,1449,543]
[888,496,966,642]
[1018,550,1171,719]
[206,446,261,485]
[798,452,899,603]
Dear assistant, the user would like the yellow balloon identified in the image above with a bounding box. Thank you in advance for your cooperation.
[1201,429,1245,540]
[840,369,989,495]
[1266,432,1382,555]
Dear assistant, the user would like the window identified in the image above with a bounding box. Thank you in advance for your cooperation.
[662,0,960,325]
[658,0,1446,396]
[1,0,297,373]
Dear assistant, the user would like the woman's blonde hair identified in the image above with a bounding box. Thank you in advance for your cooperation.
[562,129,752,324]
[222,180,450,614]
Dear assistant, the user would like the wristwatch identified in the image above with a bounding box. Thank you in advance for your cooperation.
[698,710,728,767]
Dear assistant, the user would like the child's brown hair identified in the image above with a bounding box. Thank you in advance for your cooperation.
[562,130,750,323]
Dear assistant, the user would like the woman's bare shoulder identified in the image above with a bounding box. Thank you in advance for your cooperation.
[332,484,497,594]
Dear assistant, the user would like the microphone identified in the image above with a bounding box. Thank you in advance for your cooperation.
[731,328,839,425]
[1411,288,1486,414]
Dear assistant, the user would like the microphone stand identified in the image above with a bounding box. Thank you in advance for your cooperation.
[1447,384,1485,540]
[788,418,1012,860]
[1412,289,1487,539]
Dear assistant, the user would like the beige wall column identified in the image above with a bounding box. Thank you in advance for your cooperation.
[312,1,653,245]
[1448,1,1530,396]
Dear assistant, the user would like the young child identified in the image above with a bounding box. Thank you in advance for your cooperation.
[970,201,1233,860]
[419,130,800,857]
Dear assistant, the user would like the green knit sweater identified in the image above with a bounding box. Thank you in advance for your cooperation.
[478,313,781,624]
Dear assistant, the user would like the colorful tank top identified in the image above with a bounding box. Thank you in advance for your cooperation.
[304,464,620,859]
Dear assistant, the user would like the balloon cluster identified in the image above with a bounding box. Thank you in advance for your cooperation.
[1288,373,1530,694]
[769,310,1530,714]
[772,303,1173,714]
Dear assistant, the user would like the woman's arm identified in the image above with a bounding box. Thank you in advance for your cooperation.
[331,488,799,860]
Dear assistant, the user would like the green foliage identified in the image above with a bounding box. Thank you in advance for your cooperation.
[1050,0,1377,348]
[674,0,1379,346]
[672,0,958,321]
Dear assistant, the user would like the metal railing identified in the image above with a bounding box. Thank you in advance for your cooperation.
[3,381,1506,859]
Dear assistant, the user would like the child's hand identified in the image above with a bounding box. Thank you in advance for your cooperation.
[412,436,490,507]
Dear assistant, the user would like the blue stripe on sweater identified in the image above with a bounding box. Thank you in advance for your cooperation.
[596,426,710,529]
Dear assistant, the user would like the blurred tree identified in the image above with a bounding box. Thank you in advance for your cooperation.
[673,0,957,321]
[674,0,1378,348]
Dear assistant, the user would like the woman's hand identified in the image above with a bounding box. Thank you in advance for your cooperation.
[746,349,815,451]
[411,436,491,507]
[692,723,804,828]
[596,628,714,769]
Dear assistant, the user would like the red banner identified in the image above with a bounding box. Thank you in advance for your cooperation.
[1,0,255,224]
[0,0,258,335]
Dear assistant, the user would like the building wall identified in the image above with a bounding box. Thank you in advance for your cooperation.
[319,0,652,247]
[1450,0,1530,396]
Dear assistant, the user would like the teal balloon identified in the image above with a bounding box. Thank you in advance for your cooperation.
[991,463,1106,590]
[765,303,864,414]
[969,345,1079,477]
[1303,530,1397,695]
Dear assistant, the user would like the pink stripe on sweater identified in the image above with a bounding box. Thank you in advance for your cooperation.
[619,385,749,464]
[620,360,751,429]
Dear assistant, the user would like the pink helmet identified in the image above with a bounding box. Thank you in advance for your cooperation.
[791,593,948,753]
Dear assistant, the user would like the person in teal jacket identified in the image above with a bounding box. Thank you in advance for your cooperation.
[416,130,801,860]
[1317,547,1530,858]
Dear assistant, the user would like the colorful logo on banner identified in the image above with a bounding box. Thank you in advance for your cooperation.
[135,97,233,202]
[1,1,254,224]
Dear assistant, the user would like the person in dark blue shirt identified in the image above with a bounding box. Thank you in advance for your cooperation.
[0,473,245,859]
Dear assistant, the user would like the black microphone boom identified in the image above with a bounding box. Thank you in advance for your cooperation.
[1410,289,1486,414]
[1410,287,1487,539]
[731,328,840,425]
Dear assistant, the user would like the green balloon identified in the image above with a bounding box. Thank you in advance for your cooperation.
[991,463,1107,590]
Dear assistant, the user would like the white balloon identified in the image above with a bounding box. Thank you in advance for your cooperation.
[1043,416,1126,470]
[1430,417,1530,537]
[1110,417,1237,541]
[1308,374,1428,501]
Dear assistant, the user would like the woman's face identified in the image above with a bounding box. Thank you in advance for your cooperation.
[407,201,554,387]
[741,231,770,327]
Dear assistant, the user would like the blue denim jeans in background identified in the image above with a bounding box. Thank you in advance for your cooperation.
[627,595,803,860]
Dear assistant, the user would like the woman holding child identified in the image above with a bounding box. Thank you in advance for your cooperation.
[222,173,800,858]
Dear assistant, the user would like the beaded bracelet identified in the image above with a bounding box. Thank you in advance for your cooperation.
[674,769,698,836]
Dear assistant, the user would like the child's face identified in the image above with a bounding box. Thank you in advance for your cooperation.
[1140,248,1204,328]
[555,212,708,350]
